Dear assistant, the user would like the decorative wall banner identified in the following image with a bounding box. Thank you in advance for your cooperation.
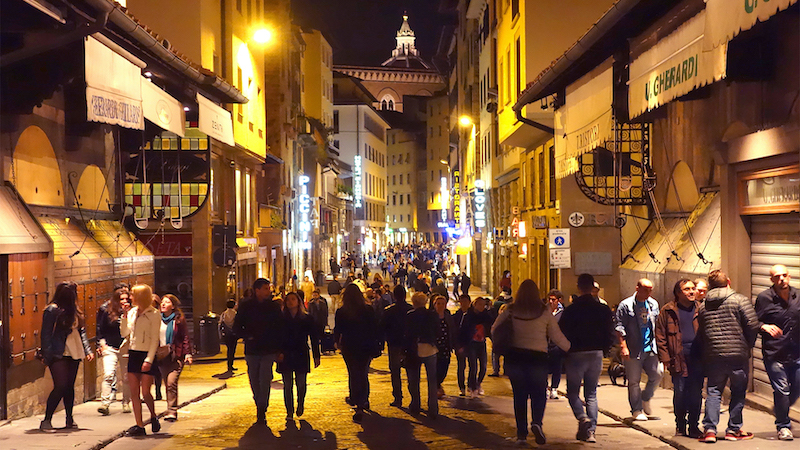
[141,79,185,137]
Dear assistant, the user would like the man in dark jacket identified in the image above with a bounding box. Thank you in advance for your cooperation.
[327,275,342,314]
[655,279,703,438]
[697,269,775,443]
[755,264,798,441]
[307,289,329,335]
[380,285,412,407]
[413,273,430,294]
[404,292,440,417]
[559,273,615,443]
[233,278,284,425]
[460,272,472,296]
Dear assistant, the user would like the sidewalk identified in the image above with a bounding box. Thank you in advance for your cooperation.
[0,377,225,450]
[588,374,796,449]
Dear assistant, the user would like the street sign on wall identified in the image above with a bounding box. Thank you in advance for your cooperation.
[550,248,571,269]
[548,228,570,248]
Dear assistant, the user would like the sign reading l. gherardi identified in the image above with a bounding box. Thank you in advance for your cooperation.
[629,11,727,119]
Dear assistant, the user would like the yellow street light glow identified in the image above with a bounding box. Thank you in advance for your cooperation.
[439,159,448,165]
[254,28,273,44]
[459,115,473,127]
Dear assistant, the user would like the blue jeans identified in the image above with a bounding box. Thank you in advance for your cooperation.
[765,358,800,430]
[624,352,663,413]
[703,361,748,433]
[506,357,549,439]
[467,341,487,391]
[565,350,603,432]
[245,354,277,414]
[671,354,703,430]
[406,354,438,415]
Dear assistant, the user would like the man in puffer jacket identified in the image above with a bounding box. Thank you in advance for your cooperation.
[696,269,777,443]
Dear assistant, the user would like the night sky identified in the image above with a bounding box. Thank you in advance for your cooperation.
[292,0,447,67]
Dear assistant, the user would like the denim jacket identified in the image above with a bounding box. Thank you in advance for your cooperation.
[615,295,660,358]
[41,303,91,365]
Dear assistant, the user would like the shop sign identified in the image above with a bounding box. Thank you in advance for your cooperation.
[511,217,519,238]
[629,11,727,119]
[530,215,548,229]
[197,94,235,146]
[704,0,797,50]
[297,175,312,250]
[353,155,363,208]
[569,211,616,227]
[452,169,461,225]
[473,179,486,228]
[84,36,144,130]
[739,164,800,215]
[140,232,192,257]
[440,177,448,222]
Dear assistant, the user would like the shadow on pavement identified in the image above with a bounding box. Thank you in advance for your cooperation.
[357,410,428,449]
[444,396,496,415]
[223,421,337,449]
[423,413,515,448]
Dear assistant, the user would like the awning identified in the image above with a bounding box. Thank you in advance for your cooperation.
[0,184,51,254]
[704,0,798,50]
[142,79,186,137]
[554,60,613,179]
[85,36,144,130]
[197,93,235,146]
[629,11,727,119]
[621,192,720,275]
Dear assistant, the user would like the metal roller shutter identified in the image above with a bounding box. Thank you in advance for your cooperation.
[749,213,800,397]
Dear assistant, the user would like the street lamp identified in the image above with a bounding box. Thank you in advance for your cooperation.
[254,28,273,45]
[459,115,473,127]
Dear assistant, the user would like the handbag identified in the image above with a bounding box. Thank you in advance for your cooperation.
[155,345,172,362]
[35,308,61,364]
[491,314,515,356]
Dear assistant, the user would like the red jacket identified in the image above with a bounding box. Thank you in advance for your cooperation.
[170,315,193,359]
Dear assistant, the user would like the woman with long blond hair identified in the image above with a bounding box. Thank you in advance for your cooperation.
[157,294,193,421]
[121,284,162,436]
[39,282,94,430]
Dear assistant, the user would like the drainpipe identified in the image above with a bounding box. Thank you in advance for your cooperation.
[515,107,554,134]
[1,6,111,68]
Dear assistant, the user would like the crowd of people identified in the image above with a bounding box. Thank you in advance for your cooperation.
[37,261,797,445]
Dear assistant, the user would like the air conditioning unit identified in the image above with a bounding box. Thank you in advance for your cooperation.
[486,102,498,113]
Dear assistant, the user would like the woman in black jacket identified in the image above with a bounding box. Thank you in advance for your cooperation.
[405,292,440,418]
[40,282,94,430]
[334,284,379,423]
[278,292,321,420]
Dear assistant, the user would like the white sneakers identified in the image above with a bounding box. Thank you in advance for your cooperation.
[778,428,794,441]
[633,410,649,421]
[549,388,560,399]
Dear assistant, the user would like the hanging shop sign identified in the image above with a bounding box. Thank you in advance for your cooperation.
[197,93,235,146]
[297,175,312,250]
[473,179,486,228]
[85,36,143,130]
[704,0,797,50]
[452,168,461,226]
[353,155,363,208]
[142,79,185,137]
[554,60,613,179]
[629,11,727,119]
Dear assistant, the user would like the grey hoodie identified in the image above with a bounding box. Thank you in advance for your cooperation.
[697,287,762,362]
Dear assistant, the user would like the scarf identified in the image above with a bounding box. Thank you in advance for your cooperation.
[161,312,176,345]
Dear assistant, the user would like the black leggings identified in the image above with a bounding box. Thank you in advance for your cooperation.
[45,358,81,420]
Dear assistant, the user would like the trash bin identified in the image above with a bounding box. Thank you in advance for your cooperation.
[198,313,220,356]
[315,270,325,287]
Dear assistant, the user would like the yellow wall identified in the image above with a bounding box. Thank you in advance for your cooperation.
[301,30,334,127]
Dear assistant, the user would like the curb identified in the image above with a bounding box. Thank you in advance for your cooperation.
[88,382,227,450]
[597,406,691,450]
